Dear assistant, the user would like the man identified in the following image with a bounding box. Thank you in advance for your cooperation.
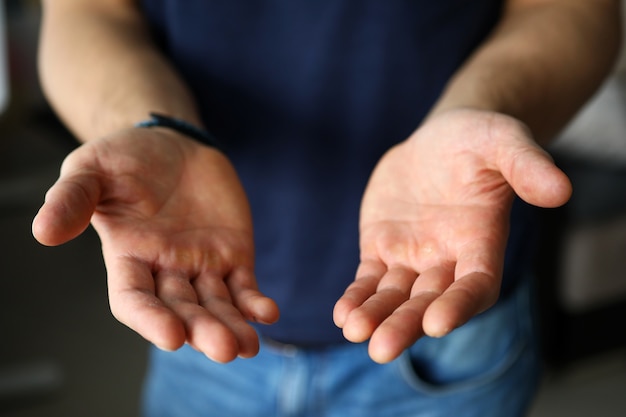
[33,1,620,416]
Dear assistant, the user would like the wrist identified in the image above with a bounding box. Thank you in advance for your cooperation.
[134,112,223,150]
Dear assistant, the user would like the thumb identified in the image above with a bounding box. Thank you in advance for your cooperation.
[498,141,572,208]
[32,173,102,246]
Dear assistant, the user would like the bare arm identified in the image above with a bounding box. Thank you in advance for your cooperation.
[336,0,621,363]
[35,0,278,362]
[39,0,202,139]
[431,0,622,143]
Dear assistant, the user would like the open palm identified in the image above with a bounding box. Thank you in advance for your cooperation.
[33,128,279,363]
[334,109,571,363]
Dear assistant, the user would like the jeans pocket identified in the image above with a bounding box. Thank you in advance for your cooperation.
[396,280,535,397]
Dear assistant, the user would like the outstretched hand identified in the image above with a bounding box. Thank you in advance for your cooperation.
[334,109,571,363]
[32,128,279,363]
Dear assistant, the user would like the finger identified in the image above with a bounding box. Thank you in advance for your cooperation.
[107,257,187,352]
[226,266,280,325]
[499,140,572,208]
[341,266,416,343]
[368,296,432,364]
[368,266,454,363]
[333,259,386,328]
[422,270,500,338]
[410,264,455,298]
[421,230,503,338]
[32,172,102,246]
[154,270,242,363]
[193,273,260,360]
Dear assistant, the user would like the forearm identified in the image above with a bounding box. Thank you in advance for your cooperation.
[39,0,200,142]
[430,0,622,144]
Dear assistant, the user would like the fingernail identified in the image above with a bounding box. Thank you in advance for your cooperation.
[155,344,175,352]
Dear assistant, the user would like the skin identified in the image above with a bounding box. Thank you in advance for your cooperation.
[333,109,572,363]
[33,0,621,363]
[33,127,278,362]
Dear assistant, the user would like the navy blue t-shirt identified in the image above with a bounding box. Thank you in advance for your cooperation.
[140,0,536,345]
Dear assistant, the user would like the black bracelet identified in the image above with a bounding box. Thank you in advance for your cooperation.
[135,112,222,150]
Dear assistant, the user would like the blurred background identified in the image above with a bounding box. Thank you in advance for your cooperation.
[0,1,154,416]
[0,1,625,416]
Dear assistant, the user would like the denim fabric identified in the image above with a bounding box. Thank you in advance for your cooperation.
[142,279,540,417]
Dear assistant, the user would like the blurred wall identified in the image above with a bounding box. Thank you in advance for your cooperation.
[547,1,626,314]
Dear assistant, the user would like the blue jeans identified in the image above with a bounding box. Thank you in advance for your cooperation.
[142,279,541,417]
